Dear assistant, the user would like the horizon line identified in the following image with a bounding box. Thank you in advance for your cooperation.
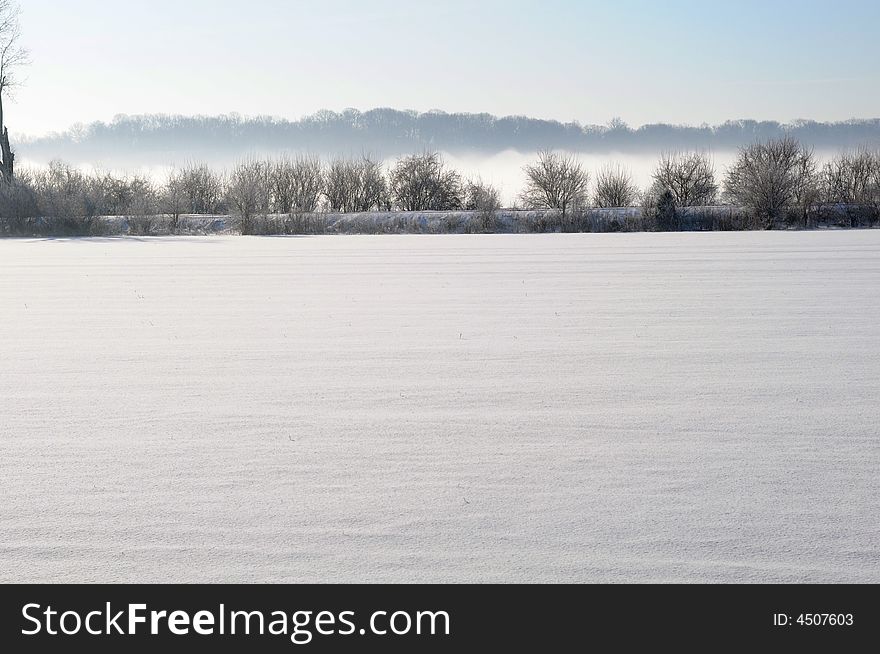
[15,108,880,141]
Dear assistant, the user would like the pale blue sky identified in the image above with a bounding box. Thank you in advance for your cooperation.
[12,0,880,136]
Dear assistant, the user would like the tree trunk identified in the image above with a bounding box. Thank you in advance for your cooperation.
[0,127,14,182]
[0,92,12,182]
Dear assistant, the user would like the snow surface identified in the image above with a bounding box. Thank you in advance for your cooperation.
[1,232,878,583]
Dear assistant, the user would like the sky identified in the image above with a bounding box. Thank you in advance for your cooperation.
[10,0,880,137]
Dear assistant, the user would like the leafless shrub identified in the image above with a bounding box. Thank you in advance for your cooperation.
[28,161,103,234]
[270,155,324,214]
[324,159,355,213]
[820,148,880,226]
[790,147,821,227]
[0,171,36,234]
[173,163,225,214]
[593,164,640,208]
[650,151,718,207]
[325,156,387,213]
[389,152,463,211]
[520,150,589,230]
[227,159,270,235]
[269,156,297,215]
[724,136,819,228]
[161,169,188,233]
[124,175,159,235]
[464,178,501,232]
[92,171,130,215]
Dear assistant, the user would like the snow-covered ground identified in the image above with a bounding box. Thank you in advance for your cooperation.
[1,232,878,583]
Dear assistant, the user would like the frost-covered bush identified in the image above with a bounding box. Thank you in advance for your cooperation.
[819,149,880,227]
[389,152,463,211]
[519,150,589,230]
[270,155,324,214]
[724,137,819,229]
[325,156,387,213]
[650,151,718,207]
[464,178,501,232]
[0,175,38,234]
[227,159,270,235]
[594,164,640,209]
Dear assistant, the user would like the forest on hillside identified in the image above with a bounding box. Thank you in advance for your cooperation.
[19,111,880,164]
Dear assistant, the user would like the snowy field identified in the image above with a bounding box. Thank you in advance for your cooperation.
[1,232,878,583]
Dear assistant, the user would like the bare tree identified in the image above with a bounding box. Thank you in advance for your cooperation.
[124,175,159,235]
[791,146,820,227]
[820,148,880,226]
[227,159,270,234]
[650,151,718,207]
[724,136,819,228]
[27,160,100,233]
[269,155,298,214]
[821,149,880,205]
[162,169,189,233]
[93,171,132,216]
[863,152,880,217]
[593,164,640,208]
[519,150,589,225]
[0,0,28,181]
[0,168,36,233]
[325,156,387,213]
[269,155,324,214]
[354,156,388,212]
[325,157,358,213]
[389,152,463,211]
[464,177,501,231]
[174,163,225,214]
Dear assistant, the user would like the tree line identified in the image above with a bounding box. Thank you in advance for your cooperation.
[1,138,879,235]
[519,140,880,231]
[0,2,877,235]
[21,112,880,165]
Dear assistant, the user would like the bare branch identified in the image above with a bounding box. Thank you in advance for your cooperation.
[650,151,718,207]
[519,150,589,220]
[593,164,640,208]
[724,135,819,227]
[389,152,463,211]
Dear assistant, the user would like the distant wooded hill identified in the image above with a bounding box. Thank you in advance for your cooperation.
[18,109,880,165]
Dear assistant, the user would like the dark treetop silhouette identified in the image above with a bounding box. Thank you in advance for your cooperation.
[19,110,880,167]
